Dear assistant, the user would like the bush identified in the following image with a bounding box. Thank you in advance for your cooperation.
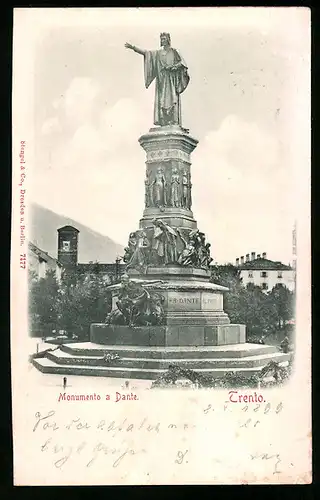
[28,264,113,339]
[210,264,295,339]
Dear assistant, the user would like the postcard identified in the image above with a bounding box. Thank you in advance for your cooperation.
[11,7,311,485]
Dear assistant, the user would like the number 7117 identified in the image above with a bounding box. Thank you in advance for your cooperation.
[20,253,26,269]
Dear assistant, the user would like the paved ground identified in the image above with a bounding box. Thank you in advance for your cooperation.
[27,363,152,390]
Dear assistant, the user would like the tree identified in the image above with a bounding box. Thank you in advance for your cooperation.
[56,264,112,339]
[268,284,295,330]
[210,263,243,289]
[28,263,113,340]
[210,264,279,339]
[210,264,245,323]
[28,269,60,336]
[242,283,277,337]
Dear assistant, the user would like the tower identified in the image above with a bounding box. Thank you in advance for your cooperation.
[57,225,79,269]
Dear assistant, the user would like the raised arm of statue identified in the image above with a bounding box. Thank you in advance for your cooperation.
[124,42,146,56]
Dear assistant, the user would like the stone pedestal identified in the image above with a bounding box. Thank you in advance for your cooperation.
[98,125,247,348]
[96,265,245,347]
[139,126,198,239]
[90,324,246,347]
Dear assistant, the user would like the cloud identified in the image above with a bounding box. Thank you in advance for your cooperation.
[99,97,149,150]
[41,116,61,135]
[64,77,101,125]
[192,114,279,212]
[191,115,293,263]
[200,114,278,179]
[33,91,148,243]
[62,124,104,169]
[40,87,148,176]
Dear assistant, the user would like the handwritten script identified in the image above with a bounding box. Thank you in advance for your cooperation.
[30,400,287,478]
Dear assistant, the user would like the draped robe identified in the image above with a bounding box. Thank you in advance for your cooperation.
[171,172,181,207]
[152,223,178,264]
[144,47,190,126]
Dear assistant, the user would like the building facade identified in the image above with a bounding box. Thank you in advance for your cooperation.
[57,225,125,282]
[28,242,63,281]
[29,226,125,283]
[57,225,79,269]
[235,252,295,292]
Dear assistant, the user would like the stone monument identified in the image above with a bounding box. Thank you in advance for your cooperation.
[33,33,291,379]
[90,32,245,347]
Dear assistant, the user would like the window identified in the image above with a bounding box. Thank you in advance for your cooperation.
[62,241,70,251]
[248,272,253,278]
[277,271,283,279]
[261,283,268,290]
[260,271,268,278]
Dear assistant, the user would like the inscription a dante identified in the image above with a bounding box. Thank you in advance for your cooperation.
[168,297,218,304]
[169,297,200,304]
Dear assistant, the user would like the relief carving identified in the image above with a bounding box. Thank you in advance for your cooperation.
[182,168,192,209]
[105,274,165,326]
[177,228,213,269]
[152,166,167,210]
[123,230,150,273]
[170,167,181,207]
[151,218,179,265]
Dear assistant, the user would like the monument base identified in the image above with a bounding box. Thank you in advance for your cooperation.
[32,342,291,380]
[90,323,245,347]
[106,267,244,346]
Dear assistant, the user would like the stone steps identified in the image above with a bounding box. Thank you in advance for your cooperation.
[33,358,162,379]
[32,349,290,380]
[59,342,278,359]
[46,349,290,369]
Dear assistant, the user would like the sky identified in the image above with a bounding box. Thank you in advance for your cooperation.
[24,7,310,265]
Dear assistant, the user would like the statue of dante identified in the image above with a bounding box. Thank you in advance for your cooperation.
[125,33,190,126]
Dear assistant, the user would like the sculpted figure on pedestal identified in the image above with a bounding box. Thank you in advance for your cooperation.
[123,230,151,273]
[182,168,191,209]
[123,232,138,265]
[105,274,164,326]
[191,230,213,269]
[152,166,167,209]
[126,230,150,273]
[200,242,213,269]
[189,229,204,248]
[176,228,197,266]
[196,232,207,267]
[144,170,153,208]
[151,218,179,265]
[176,228,213,269]
[125,32,190,127]
[170,167,181,207]
[188,172,192,208]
